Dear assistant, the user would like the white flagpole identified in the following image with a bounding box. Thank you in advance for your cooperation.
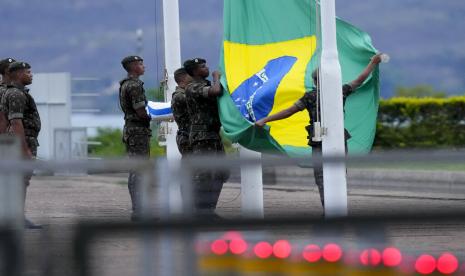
[319,0,348,217]
[240,146,264,219]
[162,0,183,216]
[162,0,181,161]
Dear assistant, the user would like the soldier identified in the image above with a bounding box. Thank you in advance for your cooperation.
[255,54,383,211]
[0,58,16,133]
[171,68,193,156]
[184,58,229,218]
[119,55,152,221]
[2,61,42,229]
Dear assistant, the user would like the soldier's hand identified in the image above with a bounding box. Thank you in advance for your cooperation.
[255,119,266,127]
[212,71,221,80]
[371,53,382,64]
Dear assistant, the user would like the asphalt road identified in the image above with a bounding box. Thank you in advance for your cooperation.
[16,172,465,276]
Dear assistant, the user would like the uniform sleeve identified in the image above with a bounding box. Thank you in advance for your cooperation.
[293,97,306,111]
[293,92,316,111]
[171,93,181,118]
[186,83,210,99]
[7,91,27,120]
[128,82,147,110]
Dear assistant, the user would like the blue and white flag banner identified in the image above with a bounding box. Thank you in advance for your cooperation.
[147,101,173,121]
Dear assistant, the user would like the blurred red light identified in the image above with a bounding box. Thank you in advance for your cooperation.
[360,249,382,266]
[273,240,292,259]
[415,254,436,275]
[254,242,273,259]
[229,239,248,255]
[437,253,458,274]
[211,239,228,255]
[303,244,322,263]
[323,243,343,263]
[382,247,402,267]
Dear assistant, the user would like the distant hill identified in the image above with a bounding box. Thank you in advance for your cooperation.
[1,0,463,112]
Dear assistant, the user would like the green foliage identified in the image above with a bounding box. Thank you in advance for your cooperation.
[394,85,446,98]
[374,96,465,149]
[88,128,166,157]
[146,87,165,102]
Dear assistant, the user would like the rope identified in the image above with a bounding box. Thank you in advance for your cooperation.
[315,0,322,125]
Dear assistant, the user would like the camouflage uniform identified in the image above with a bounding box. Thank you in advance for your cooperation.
[185,79,229,212]
[0,82,7,111]
[171,86,192,156]
[2,83,41,185]
[294,84,353,207]
[0,82,8,132]
[119,76,151,213]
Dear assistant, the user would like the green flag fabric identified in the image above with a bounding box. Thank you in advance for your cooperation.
[219,0,379,157]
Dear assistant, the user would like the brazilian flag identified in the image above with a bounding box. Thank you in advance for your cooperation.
[219,0,379,157]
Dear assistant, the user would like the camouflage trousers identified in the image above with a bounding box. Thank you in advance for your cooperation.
[124,128,150,213]
[24,137,38,187]
[189,139,230,212]
[176,133,192,157]
[311,141,347,208]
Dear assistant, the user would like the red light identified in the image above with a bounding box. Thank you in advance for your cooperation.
[437,253,458,274]
[415,254,436,275]
[229,239,248,255]
[273,240,292,259]
[382,247,402,267]
[360,249,381,266]
[211,240,228,255]
[254,242,273,259]
[303,244,322,263]
[323,243,343,263]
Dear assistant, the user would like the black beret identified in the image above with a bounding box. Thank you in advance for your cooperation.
[8,61,31,73]
[183,58,206,68]
[121,55,143,67]
[183,58,206,75]
[0,58,16,74]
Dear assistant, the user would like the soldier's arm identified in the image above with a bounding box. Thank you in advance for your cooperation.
[208,71,223,97]
[0,112,8,133]
[6,90,32,158]
[255,105,301,127]
[9,119,32,158]
[129,83,151,122]
[348,53,382,91]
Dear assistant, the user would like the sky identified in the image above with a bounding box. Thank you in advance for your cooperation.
[1,0,464,98]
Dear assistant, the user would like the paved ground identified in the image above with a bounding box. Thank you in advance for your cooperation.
[16,172,465,275]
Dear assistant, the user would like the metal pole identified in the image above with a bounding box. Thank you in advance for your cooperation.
[239,146,264,218]
[136,29,144,56]
[162,0,183,215]
[0,136,24,229]
[0,136,23,276]
[319,0,348,217]
[162,0,182,161]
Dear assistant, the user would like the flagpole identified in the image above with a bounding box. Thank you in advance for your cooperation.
[162,0,181,161]
[319,0,348,217]
[161,0,184,217]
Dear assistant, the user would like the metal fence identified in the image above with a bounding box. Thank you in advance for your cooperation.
[2,135,465,275]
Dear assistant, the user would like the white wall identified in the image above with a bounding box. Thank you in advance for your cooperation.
[29,73,72,159]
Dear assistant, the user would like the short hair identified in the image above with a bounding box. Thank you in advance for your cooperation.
[174,68,188,84]
[183,58,206,76]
